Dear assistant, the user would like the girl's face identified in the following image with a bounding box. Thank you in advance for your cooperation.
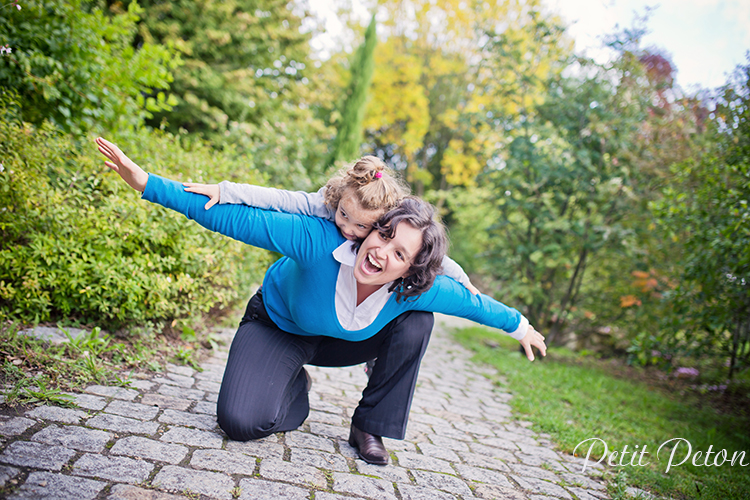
[353,222,423,286]
[335,193,383,241]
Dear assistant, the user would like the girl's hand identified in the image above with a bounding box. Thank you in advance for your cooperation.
[96,137,148,192]
[465,282,480,295]
[519,325,546,361]
[183,183,220,210]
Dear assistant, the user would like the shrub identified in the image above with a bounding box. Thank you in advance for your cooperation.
[0,95,270,329]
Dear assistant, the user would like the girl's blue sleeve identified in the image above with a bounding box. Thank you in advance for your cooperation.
[416,276,528,339]
[142,174,338,262]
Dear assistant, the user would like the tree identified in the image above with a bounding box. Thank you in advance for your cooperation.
[362,0,570,197]
[470,45,683,344]
[442,13,712,349]
[329,14,377,165]
[121,0,334,188]
[123,0,309,134]
[651,60,750,378]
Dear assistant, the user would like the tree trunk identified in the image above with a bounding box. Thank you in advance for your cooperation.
[728,315,741,381]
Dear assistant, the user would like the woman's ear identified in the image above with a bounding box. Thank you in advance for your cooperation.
[401,273,416,290]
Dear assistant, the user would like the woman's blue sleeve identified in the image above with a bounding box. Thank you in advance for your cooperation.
[418,276,524,333]
[142,174,337,261]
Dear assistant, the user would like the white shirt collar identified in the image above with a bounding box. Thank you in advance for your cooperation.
[333,240,358,266]
[332,240,393,331]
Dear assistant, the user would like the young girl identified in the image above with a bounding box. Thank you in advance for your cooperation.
[183,156,481,295]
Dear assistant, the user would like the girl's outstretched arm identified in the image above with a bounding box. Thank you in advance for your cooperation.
[184,180,332,219]
[216,180,332,219]
[96,137,149,192]
[441,256,480,294]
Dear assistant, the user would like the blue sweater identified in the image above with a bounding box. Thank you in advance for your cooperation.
[143,174,526,342]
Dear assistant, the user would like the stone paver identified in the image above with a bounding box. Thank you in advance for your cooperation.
[71,454,154,483]
[31,425,112,452]
[103,400,160,421]
[332,472,397,500]
[0,316,616,499]
[160,426,224,448]
[7,471,105,500]
[25,406,88,424]
[158,408,218,430]
[109,436,188,464]
[190,449,257,475]
[237,478,309,500]
[0,416,35,437]
[152,465,235,499]
[0,441,76,471]
[87,413,160,435]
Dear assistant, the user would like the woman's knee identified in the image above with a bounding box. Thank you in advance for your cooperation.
[391,311,434,349]
[216,403,278,441]
[409,310,435,334]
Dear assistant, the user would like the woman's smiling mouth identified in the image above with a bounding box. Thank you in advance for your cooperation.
[362,253,382,274]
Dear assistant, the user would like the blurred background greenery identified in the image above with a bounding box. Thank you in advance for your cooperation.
[1,0,748,390]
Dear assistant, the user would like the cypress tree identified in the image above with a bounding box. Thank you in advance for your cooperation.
[330,14,377,165]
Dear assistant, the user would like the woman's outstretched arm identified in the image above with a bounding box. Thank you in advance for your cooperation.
[417,276,546,361]
[95,138,339,262]
[96,137,148,192]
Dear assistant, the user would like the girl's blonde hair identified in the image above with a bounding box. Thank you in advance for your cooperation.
[323,156,409,212]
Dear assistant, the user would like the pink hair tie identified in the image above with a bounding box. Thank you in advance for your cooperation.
[374,171,383,179]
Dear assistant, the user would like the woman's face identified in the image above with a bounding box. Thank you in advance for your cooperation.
[353,222,423,286]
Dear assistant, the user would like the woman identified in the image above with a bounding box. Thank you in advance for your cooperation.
[96,137,546,465]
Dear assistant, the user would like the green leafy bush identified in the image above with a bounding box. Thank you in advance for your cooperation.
[0,0,178,133]
[0,95,270,329]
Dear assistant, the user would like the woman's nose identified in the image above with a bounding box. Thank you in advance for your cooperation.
[373,244,387,259]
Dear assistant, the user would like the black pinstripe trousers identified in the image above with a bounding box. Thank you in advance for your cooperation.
[216,289,434,442]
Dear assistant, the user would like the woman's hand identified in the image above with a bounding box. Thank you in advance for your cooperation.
[519,325,546,361]
[183,183,220,210]
[96,137,148,192]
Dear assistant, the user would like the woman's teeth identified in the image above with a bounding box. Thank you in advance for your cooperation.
[367,254,382,271]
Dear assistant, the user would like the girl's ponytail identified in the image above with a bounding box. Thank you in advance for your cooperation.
[324,156,409,212]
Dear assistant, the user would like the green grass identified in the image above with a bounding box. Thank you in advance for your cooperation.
[454,326,750,500]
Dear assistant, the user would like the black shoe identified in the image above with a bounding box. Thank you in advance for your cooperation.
[348,424,389,465]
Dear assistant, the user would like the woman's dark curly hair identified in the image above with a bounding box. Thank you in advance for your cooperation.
[374,196,448,302]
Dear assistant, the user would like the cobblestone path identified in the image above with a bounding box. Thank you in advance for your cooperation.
[0,315,610,500]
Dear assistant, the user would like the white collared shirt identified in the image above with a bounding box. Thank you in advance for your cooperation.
[333,241,394,331]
